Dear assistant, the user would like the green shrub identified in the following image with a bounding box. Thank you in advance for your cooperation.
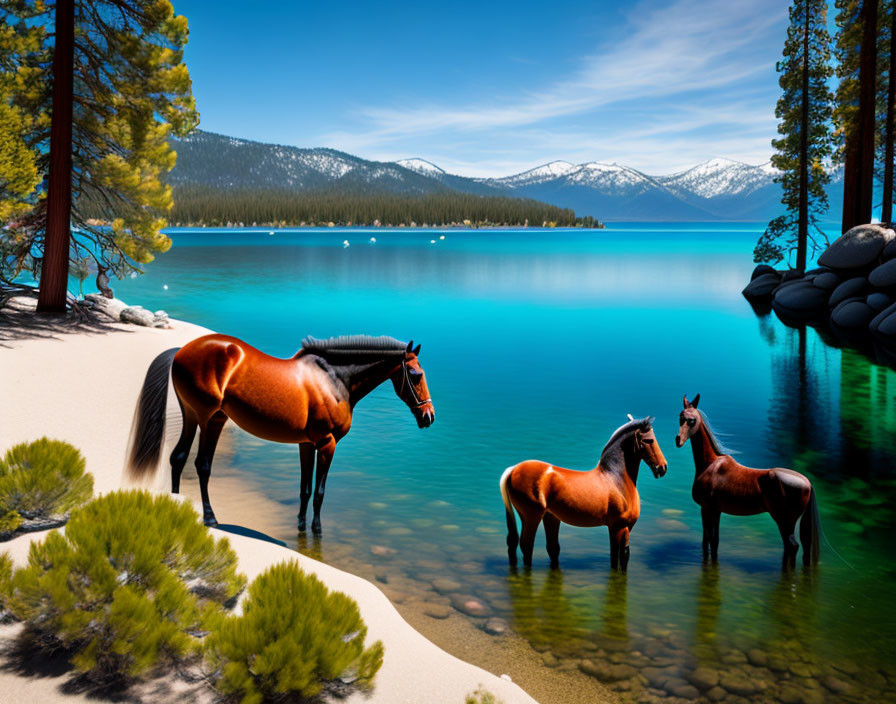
[466,689,503,704]
[204,561,384,704]
[0,438,94,533]
[6,490,245,683]
[0,552,11,612]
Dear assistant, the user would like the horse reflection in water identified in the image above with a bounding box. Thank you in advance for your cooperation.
[126,334,434,533]
[505,568,629,655]
[500,416,668,571]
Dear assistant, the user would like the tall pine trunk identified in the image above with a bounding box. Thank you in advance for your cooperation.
[857,0,879,225]
[36,0,75,314]
[884,5,896,225]
[842,0,880,233]
[798,2,810,272]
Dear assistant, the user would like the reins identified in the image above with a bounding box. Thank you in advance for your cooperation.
[400,359,431,408]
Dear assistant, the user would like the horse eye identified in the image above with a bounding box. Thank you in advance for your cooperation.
[409,369,423,380]
[687,418,696,426]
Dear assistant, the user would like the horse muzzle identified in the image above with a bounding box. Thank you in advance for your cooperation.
[651,464,668,478]
[415,406,435,428]
[675,435,684,448]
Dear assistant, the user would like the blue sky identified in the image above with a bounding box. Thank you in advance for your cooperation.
[176,0,789,177]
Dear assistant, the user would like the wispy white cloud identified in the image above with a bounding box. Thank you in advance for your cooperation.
[313,0,788,176]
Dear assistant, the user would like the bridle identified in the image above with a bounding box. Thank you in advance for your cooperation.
[399,359,431,408]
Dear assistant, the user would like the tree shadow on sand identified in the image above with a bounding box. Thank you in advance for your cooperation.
[0,288,125,347]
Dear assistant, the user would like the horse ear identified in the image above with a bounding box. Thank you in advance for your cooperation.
[413,343,421,356]
[406,340,414,353]
[692,393,700,408]
[683,394,689,409]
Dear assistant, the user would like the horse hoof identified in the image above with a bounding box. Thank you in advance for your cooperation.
[298,520,306,532]
[204,516,218,528]
[311,523,322,535]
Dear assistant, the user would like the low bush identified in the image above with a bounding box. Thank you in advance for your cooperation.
[466,690,503,704]
[0,552,11,613]
[0,437,94,535]
[5,490,245,683]
[204,561,384,704]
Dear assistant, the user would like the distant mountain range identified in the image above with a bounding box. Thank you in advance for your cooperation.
[169,130,843,222]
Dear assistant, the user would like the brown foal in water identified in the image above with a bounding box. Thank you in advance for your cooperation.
[126,334,434,533]
[500,416,668,571]
[676,394,819,568]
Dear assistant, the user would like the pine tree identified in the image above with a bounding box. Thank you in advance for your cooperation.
[835,0,880,233]
[755,0,833,269]
[878,0,896,223]
[0,9,43,228]
[0,0,198,310]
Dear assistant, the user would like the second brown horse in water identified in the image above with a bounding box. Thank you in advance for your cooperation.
[676,394,819,568]
[127,334,434,533]
[500,416,668,571]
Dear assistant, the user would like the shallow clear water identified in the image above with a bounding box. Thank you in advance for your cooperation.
[115,224,896,703]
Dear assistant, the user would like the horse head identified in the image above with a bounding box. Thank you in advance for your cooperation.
[633,417,667,478]
[390,340,435,428]
[676,393,702,447]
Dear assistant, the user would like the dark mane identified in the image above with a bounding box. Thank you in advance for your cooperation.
[299,335,407,360]
[698,410,736,455]
[600,416,653,469]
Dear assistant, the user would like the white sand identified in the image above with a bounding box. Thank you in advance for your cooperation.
[0,314,537,704]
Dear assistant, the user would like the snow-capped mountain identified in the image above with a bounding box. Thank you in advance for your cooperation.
[395,158,446,177]
[169,131,452,195]
[170,131,833,221]
[493,161,577,187]
[657,158,776,199]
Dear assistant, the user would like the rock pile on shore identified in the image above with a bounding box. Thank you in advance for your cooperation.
[84,293,170,329]
[743,224,896,363]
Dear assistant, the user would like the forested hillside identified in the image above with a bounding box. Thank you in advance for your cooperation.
[169,185,595,227]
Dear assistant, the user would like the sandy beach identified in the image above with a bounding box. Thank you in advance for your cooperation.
[0,300,539,704]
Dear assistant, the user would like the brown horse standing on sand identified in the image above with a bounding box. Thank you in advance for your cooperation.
[676,394,818,568]
[500,416,668,571]
[126,334,434,533]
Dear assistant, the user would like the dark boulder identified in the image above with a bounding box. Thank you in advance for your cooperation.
[772,276,808,296]
[866,292,893,312]
[873,309,896,343]
[812,271,841,291]
[831,298,876,330]
[884,238,896,262]
[870,302,896,340]
[772,280,830,318]
[751,264,779,281]
[743,273,782,300]
[781,269,805,282]
[869,259,896,288]
[829,277,870,308]
[805,267,832,276]
[818,224,895,271]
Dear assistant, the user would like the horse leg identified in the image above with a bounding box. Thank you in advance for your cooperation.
[311,436,336,535]
[170,411,197,494]
[543,513,561,568]
[519,514,541,568]
[195,411,227,527]
[702,507,720,561]
[609,526,620,569]
[776,517,799,570]
[297,442,314,532]
[615,526,631,572]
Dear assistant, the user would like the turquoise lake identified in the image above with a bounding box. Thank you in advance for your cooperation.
[113,223,896,703]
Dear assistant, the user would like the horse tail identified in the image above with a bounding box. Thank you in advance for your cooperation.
[126,347,180,481]
[499,466,519,551]
[800,486,820,566]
